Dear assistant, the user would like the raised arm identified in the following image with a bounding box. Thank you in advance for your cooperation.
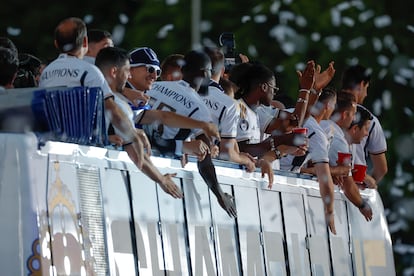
[293,60,315,126]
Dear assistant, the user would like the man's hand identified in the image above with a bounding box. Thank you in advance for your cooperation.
[326,211,337,235]
[297,60,316,90]
[333,175,344,188]
[278,144,308,156]
[108,134,123,146]
[217,192,237,218]
[314,61,335,91]
[274,110,299,132]
[183,140,210,161]
[257,159,274,189]
[363,174,377,189]
[272,132,307,148]
[336,165,352,177]
[158,173,183,199]
[122,87,150,106]
[210,144,219,159]
[238,53,250,63]
[359,200,373,221]
[240,152,256,172]
[201,122,220,144]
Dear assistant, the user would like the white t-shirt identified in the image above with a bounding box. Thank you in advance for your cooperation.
[39,53,113,99]
[320,119,335,149]
[144,80,213,141]
[303,116,330,164]
[200,82,239,138]
[235,99,261,144]
[326,121,351,167]
[353,104,387,165]
[280,116,329,172]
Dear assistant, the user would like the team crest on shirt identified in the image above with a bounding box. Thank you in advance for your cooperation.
[239,119,249,131]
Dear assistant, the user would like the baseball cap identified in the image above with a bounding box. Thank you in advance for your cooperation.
[129,47,160,70]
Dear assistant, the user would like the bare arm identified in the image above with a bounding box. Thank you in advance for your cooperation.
[294,60,315,126]
[329,165,351,177]
[238,139,270,158]
[314,162,336,234]
[238,133,306,158]
[219,138,256,172]
[369,152,388,184]
[301,61,336,120]
[122,87,150,106]
[139,154,183,198]
[140,110,220,142]
[341,176,373,221]
[196,133,237,218]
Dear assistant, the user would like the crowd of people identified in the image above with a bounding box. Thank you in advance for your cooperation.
[0,17,388,233]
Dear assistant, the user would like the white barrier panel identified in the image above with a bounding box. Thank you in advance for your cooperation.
[0,133,395,275]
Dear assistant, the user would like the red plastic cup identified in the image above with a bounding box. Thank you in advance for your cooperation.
[292,127,308,135]
[337,152,352,165]
[352,164,368,183]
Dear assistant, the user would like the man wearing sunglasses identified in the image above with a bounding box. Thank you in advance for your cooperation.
[126,47,161,92]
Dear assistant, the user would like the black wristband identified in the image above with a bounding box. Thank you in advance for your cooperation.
[359,199,367,209]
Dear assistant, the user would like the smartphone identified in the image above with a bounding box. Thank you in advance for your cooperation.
[219,32,237,71]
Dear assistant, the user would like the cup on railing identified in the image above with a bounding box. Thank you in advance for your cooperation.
[337,152,352,166]
[352,164,367,183]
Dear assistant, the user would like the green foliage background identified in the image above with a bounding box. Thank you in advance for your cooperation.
[2,0,414,273]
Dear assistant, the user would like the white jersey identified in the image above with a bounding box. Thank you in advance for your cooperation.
[82,55,95,65]
[255,104,280,141]
[353,104,387,165]
[255,105,282,170]
[280,116,329,172]
[200,82,239,138]
[235,99,261,144]
[144,80,212,141]
[39,53,113,99]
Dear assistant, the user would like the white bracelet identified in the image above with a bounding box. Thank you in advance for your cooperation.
[299,88,310,94]
[297,98,308,103]
[311,88,321,96]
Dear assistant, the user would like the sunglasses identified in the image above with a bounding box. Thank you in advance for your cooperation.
[133,63,162,77]
[144,65,161,77]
